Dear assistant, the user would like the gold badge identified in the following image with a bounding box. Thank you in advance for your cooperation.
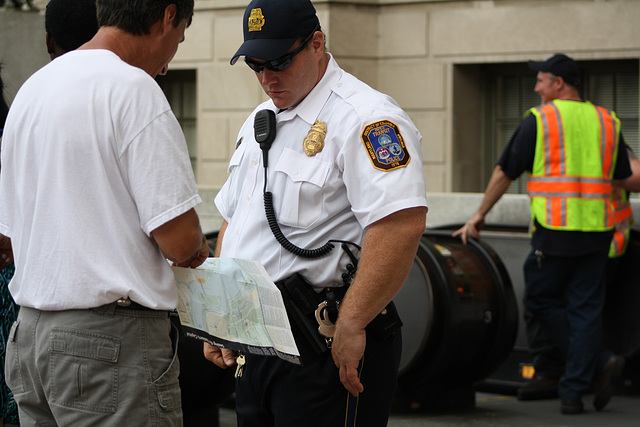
[248,8,265,32]
[303,120,327,156]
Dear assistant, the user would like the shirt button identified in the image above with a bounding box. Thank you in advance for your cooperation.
[294,173,301,179]
[253,157,258,165]
[246,194,251,201]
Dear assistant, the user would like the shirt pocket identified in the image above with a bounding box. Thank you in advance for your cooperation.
[228,140,248,172]
[273,148,331,229]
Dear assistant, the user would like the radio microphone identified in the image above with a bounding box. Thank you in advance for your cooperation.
[253,109,277,167]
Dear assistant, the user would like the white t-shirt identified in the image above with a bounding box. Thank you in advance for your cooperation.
[0,50,201,310]
[215,55,427,289]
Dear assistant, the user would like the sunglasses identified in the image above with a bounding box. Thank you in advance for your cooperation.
[244,25,319,73]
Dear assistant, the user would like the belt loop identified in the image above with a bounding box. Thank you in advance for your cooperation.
[92,301,118,316]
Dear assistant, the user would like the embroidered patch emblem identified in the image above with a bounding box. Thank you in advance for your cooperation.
[248,8,265,32]
[303,120,327,156]
[361,120,410,171]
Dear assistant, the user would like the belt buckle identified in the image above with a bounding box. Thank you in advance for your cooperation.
[116,298,132,307]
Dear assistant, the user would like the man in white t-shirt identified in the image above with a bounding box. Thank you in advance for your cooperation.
[0,1,208,425]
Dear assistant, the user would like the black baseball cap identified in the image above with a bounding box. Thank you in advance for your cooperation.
[528,53,581,87]
[230,0,320,65]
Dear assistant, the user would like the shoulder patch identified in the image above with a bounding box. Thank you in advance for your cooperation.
[361,120,410,171]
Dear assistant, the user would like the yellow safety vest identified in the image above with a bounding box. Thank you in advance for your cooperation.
[609,187,633,258]
[526,100,621,232]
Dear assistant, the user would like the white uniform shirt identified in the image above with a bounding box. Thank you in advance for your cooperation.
[0,50,200,310]
[216,55,427,289]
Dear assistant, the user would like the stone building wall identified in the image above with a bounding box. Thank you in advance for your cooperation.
[1,0,639,233]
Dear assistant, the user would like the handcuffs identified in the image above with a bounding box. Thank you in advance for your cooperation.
[315,299,339,348]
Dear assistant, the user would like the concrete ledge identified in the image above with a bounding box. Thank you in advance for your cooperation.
[426,192,640,231]
[196,188,640,235]
[426,192,530,229]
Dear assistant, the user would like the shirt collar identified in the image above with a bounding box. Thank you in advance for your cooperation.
[275,54,340,125]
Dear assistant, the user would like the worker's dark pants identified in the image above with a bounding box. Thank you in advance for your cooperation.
[523,248,612,402]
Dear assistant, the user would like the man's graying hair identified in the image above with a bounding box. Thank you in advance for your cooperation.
[96,0,194,35]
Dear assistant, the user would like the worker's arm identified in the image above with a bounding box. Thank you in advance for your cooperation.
[452,165,513,244]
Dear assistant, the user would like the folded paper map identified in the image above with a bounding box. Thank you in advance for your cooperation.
[172,258,301,364]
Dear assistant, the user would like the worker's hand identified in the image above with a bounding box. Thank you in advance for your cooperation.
[331,323,366,397]
[203,343,237,369]
[452,212,485,245]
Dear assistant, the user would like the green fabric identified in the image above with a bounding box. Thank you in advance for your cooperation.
[0,264,19,424]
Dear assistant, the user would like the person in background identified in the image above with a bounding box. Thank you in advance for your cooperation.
[0,3,99,426]
[45,0,99,60]
[517,145,640,403]
[0,67,7,129]
[454,53,640,415]
[0,64,19,427]
[2,0,38,12]
[0,0,209,425]
[203,0,427,426]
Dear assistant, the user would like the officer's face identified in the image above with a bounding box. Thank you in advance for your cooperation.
[534,71,560,104]
[249,32,325,109]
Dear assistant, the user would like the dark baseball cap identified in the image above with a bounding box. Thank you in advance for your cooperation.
[528,53,581,87]
[230,0,320,65]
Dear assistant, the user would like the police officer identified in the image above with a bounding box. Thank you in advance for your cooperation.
[203,0,427,425]
[454,53,639,415]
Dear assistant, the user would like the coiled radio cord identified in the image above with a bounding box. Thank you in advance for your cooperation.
[263,167,335,258]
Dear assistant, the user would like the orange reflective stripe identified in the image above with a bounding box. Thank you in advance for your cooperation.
[613,201,633,223]
[539,104,565,176]
[595,105,618,178]
[609,190,632,257]
[546,196,565,227]
[528,177,612,198]
[611,187,633,226]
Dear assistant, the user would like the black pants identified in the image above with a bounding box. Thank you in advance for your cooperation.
[235,330,402,427]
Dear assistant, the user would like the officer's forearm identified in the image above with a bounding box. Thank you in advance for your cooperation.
[337,207,426,330]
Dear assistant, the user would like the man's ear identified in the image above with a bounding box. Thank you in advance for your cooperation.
[310,31,324,57]
[161,4,178,37]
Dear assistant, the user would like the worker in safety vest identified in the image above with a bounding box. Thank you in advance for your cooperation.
[517,148,638,407]
[454,53,640,415]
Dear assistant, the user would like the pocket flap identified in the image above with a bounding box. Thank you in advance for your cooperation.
[275,148,330,187]
[49,328,120,362]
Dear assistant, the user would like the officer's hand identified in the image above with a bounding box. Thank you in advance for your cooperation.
[331,323,366,397]
[452,213,485,245]
[203,343,236,369]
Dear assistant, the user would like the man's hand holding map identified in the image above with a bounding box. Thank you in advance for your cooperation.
[172,258,301,364]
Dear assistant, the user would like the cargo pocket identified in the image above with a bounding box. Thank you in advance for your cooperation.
[5,320,25,394]
[49,327,120,414]
[153,322,182,413]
